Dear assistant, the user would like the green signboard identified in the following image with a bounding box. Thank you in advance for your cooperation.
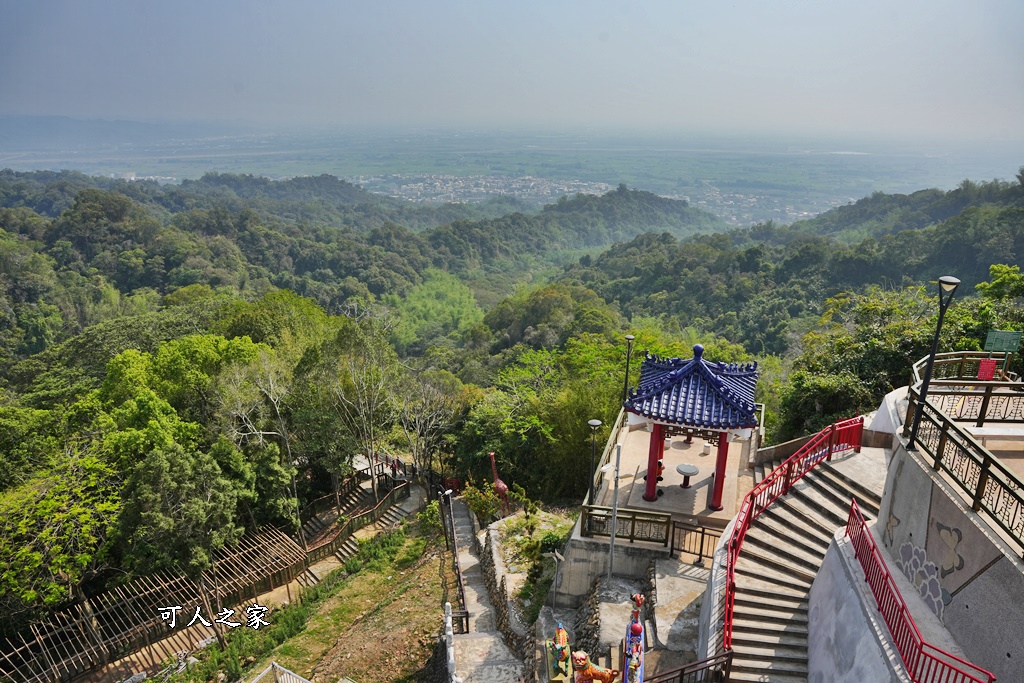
[984,330,1023,353]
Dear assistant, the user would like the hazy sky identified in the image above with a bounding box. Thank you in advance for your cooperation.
[1,0,1022,140]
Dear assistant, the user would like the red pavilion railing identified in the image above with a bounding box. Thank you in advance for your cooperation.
[846,499,995,683]
[721,416,863,652]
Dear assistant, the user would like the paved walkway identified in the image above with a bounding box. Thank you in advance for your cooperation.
[450,498,524,682]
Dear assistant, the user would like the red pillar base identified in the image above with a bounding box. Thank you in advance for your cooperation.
[643,423,664,502]
[709,431,729,511]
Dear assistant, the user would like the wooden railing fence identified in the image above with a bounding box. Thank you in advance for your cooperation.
[305,481,411,564]
[671,521,722,566]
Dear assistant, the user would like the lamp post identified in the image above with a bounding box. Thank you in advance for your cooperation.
[542,549,564,608]
[622,334,635,403]
[438,488,453,550]
[601,443,622,579]
[908,276,960,450]
[588,419,602,504]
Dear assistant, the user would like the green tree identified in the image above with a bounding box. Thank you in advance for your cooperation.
[117,443,243,578]
[303,314,401,501]
[976,264,1024,300]
[0,451,120,608]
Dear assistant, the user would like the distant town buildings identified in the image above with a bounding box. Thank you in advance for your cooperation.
[351,173,844,225]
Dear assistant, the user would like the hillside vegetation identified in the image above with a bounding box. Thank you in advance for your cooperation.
[1,167,1023,645]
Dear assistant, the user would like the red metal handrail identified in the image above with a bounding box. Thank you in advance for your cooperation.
[722,416,864,651]
[846,500,995,683]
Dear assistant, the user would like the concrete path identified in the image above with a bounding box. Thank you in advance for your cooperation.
[653,559,709,660]
[450,498,524,682]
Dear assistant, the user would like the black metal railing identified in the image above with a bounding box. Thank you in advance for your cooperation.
[909,398,1024,557]
[903,351,1024,557]
[645,651,733,683]
[671,521,722,566]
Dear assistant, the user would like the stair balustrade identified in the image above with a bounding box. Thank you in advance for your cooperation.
[846,499,995,683]
[720,416,863,657]
[305,481,411,563]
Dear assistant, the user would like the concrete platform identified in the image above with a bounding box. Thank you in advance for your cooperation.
[452,632,524,683]
[594,425,752,529]
[826,446,890,499]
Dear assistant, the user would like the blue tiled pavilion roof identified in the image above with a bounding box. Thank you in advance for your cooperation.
[624,344,758,429]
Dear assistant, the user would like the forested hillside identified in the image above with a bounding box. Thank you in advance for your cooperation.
[1,167,1023,638]
[561,176,1024,355]
[787,173,1024,243]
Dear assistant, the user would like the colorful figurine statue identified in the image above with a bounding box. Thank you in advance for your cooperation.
[549,622,571,679]
[572,650,619,683]
[623,593,645,683]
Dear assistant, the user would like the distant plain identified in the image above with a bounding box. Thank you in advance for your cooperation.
[2,119,1021,224]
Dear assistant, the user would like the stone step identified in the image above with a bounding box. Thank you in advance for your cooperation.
[736,546,817,586]
[754,464,766,484]
[731,603,808,627]
[744,530,824,574]
[731,617,808,637]
[816,463,882,517]
[785,478,850,528]
[801,470,869,520]
[731,630,808,650]
[753,515,831,558]
[734,592,808,615]
[735,583,808,606]
[729,668,809,683]
[732,643,808,667]
[334,538,360,564]
[733,562,813,597]
[762,499,838,545]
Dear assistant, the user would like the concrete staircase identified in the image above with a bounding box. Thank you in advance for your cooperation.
[449,498,525,682]
[450,499,496,632]
[333,536,361,565]
[375,497,415,530]
[730,459,882,682]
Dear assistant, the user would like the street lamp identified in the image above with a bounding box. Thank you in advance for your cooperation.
[908,276,960,449]
[622,334,636,403]
[601,443,623,579]
[438,488,454,550]
[588,419,602,504]
[542,549,565,608]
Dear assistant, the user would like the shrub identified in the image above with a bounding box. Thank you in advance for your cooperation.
[462,479,500,522]
[539,529,566,555]
[417,500,442,536]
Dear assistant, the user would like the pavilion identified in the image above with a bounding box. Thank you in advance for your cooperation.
[623,344,759,511]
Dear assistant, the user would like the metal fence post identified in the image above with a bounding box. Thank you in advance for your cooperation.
[933,417,947,471]
[976,385,994,428]
[973,452,992,512]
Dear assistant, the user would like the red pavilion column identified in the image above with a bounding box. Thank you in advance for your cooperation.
[709,431,729,511]
[642,423,665,502]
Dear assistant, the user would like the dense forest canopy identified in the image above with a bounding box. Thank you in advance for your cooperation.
[1,167,1023,636]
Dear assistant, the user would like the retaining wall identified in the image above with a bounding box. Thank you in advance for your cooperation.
[876,442,1024,683]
